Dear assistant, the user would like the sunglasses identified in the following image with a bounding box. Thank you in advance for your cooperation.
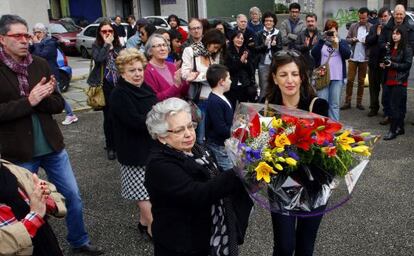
[100,29,114,34]
[274,50,301,58]
[4,33,31,40]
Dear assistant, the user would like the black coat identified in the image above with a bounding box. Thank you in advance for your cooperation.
[145,142,243,255]
[366,23,383,66]
[29,37,59,79]
[110,78,157,165]
[383,46,413,85]
[378,16,414,50]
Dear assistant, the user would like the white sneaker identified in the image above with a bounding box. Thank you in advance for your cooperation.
[62,115,78,125]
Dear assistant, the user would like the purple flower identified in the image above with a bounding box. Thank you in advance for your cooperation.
[288,151,300,161]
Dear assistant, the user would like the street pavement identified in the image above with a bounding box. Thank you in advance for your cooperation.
[49,56,414,255]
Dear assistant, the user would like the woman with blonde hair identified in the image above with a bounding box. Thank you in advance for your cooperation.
[110,48,157,239]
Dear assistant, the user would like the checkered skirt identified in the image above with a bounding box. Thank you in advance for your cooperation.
[120,165,149,201]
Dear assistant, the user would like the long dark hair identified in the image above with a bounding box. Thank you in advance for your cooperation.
[265,50,316,109]
[95,20,121,48]
[201,29,226,58]
[391,25,408,51]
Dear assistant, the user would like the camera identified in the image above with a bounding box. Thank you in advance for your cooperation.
[383,42,391,65]
[325,31,334,37]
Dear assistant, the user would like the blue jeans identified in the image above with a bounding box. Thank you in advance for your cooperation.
[316,80,343,121]
[16,150,89,248]
[206,142,234,171]
[55,82,74,116]
[196,99,208,145]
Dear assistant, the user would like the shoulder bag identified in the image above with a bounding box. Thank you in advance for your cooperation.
[86,59,106,110]
[312,51,334,90]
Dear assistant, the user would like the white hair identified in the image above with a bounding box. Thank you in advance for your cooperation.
[146,97,191,140]
[144,34,170,60]
[33,22,47,32]
[249,6,262,17]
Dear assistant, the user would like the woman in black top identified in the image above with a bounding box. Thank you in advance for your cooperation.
[110,48,157,238]
[265,50,329,256]
[87,20,123,160]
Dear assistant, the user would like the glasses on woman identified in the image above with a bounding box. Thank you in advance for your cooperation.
[100,29,114,34]
[274,50,301,58]
[167,122,198,136]
[152,43,168,49]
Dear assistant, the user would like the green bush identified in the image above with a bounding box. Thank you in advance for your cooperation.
[274,3,289,14]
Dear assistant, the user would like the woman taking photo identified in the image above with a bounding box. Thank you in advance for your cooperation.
[224,30,257,108]
[87,20,122,160]
[265,50,329,256]
[110,48,157,238]
[181,28,226,144]
[144,34,189,101]
[145,97,251,256]
[380,26,412,140]
[311,19,351,121]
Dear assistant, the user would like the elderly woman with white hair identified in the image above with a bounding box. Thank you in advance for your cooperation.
[248,6,264,33]
[110,48,157,239]
[143,34,189,101]
[145,97,252,256]
[30,22,78,125]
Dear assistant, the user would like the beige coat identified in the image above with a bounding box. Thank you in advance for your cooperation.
[0,160,66,256]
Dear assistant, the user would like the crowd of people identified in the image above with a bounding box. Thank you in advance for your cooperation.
[0,2,413,255]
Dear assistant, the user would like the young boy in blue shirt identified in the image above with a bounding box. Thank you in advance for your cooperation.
[205,64,234,171]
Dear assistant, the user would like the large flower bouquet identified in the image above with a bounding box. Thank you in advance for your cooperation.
[225,103,379,216]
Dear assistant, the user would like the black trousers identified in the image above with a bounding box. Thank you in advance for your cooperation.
[102,79,115,150]
[271,210,325,256]
[389,85,407,132]
[368,65,383,112]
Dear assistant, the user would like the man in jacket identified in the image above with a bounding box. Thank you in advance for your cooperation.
[280,2,306,49]
[294,13,321,75]
[0,14,102,255]
[341,7,372,111]
[365,7,392,117]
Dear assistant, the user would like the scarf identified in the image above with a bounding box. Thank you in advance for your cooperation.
[105,50,119,85]
[191,42,210,57]
[0,46,33,96]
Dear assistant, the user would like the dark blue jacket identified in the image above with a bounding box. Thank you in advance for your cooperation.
[205,93,233,146]
[29,37,59,79]
[311,38,351,79]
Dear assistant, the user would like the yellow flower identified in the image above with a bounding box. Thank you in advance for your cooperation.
[352,145,371,156]
[272,117,283,128]
[263,150,273,162]
[273,147,285,154]
[285,157,297,166]
[275,163,283,171]
[337,130,355,151]
[277,157,285,162]
[255,162,277,183]
[275,133,291,148]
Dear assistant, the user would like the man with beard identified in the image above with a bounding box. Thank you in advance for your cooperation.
[294,13,321,75]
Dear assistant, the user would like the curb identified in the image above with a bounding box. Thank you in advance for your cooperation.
[71,74,88,82]
[72,106,92,113]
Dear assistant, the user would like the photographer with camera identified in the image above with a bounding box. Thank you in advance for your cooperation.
[366,7,392,118]
[341,7,372,112]
[311,19,351,121]
[380,26,412,140]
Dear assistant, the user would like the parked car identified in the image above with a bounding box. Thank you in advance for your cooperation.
[57,47,72,92]
[76,23,128,58]
[144,16,188,32]
[48,20,82,55]
[207,17,237,31]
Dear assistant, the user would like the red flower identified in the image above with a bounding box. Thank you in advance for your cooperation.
[313,118,342,145]
[249,113,261,138]
[287,124,315,151]
[233,127,248,143]
[322,146,337,157]
[281,115,299,125]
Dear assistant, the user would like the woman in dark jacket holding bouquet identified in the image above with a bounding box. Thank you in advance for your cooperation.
[87,20,122,160]
[265,50,329,256]
[380,25,412,140]
[224,30,257,108]
[110,48,157,238]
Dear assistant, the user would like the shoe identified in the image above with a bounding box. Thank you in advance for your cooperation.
[340,103,351,110]
[72,243,104,255]
[356,104,365,110]
[383,131,397,141]
[107,149,116,160]
[62,115,78,125]
[396,128,405,136]
[367,110,378,117]
[379,117,391,125]
[138,222,152,240]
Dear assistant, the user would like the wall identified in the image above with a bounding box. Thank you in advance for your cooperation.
[0,0,49,31]
[160,0,188,19]
[206,0,273,18]
[139,0,155,17]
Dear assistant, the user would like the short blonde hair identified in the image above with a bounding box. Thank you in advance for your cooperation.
[115,48,147,74]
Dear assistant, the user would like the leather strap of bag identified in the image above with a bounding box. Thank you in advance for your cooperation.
[322,50,334,67]
[89,59,104,87]
[309,97,318,113]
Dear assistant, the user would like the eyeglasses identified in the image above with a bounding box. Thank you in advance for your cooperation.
[100,29,114,34]
[152,43,168,49]
[33,31,43,34]
[190,26,202,31]
[274,50,301,58]
[4,33,31,40]
[167,122,197,136]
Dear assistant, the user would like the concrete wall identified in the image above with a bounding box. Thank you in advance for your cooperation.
[139,0,155,17]
[0,0,49,31]
[160,0,188,19]
[206,0,273,18]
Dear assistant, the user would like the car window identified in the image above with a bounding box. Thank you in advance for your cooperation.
[48,23,68,34]
[179,19,188,26]
[149,18,166,27]
[59,21,79,32]
[84,26,98,37]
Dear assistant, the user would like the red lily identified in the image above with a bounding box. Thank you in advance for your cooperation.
[313,118,342,145]
[249,113,261,138]
[287,123,315,150]
[233,127,249,143]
